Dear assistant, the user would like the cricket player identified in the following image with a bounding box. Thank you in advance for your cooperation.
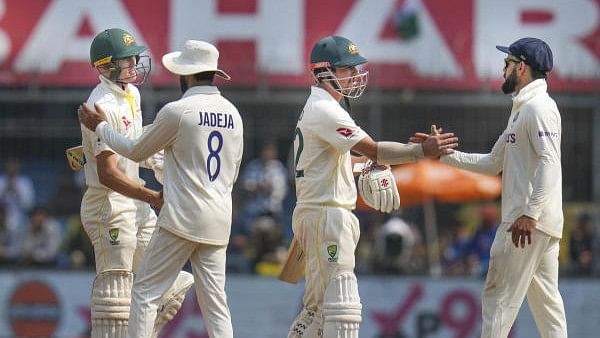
[287,35,458,338]
[80,28,193,338]
[412,37,567,338]
[78,40,243,338]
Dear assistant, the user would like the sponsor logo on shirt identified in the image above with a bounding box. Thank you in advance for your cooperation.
[538,130,559,138]
[121,116,132,129]
[505,133,516,143]
[336,127,354,138]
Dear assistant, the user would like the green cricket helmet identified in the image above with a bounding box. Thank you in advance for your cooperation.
[90,28,151,85]
[309,35,368,98]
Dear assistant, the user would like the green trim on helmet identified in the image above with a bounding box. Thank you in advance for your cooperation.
[90,28,147,66]
[310,35,367,69]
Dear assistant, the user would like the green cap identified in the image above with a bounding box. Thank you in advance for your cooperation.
[90,28,147,67]
[310,35,367,69]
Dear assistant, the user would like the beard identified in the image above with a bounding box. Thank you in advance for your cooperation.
[179,76,189,95]
[501,68,518,94]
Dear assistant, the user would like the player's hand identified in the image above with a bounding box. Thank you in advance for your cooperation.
[408,125,443,144]
[507,215,536,248]
[408,133,428,144]
[77,102,108,132]
[409,125,457,158]
[148,190,164,211]
[420,133,458,158]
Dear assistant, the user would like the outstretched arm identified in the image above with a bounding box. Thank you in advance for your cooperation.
[352,133,458,165]
[78,102,179,163]
[441,133,505,176]
[411,127,505,176]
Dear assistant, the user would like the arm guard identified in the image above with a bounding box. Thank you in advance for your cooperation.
[377,141,424,165]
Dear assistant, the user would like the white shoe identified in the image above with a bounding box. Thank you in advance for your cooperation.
[151,271,194,338]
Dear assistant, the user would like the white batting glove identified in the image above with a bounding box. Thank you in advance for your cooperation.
[358,161,400,213]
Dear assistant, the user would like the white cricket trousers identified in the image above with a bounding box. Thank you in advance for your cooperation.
[293,205,360,310]
[481,223,567,338]
[81,188,156,273]
[128,227,233,338]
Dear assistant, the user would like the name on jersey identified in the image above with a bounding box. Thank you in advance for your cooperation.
[198,111,235,129]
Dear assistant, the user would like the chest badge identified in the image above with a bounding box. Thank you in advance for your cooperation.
[512,111,520,123]
[121,116,132,129]
[327,243,338,262]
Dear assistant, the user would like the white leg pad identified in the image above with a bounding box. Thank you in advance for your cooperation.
[151,271,194,338]
[288,308,323,338]
[91,270,133,338]
[322,273,361,338]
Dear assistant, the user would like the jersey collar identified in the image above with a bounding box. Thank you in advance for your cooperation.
[311,85,338,102]
[99,75,132,97]
[182,85,220,98]
[511,79,547,113]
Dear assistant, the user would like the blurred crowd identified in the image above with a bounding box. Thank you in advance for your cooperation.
[1,152,599,278]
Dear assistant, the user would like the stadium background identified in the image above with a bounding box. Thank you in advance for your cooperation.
[0,0,599,337]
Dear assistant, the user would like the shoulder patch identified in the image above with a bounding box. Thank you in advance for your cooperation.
[336,127,354,138]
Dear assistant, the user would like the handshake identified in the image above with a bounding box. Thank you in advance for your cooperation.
[358,125,453,213]
[409,124,451,159]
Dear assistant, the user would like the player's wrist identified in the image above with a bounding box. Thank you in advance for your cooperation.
[139,186,156,203]
[93,120,109,135]
[414,143,425,159]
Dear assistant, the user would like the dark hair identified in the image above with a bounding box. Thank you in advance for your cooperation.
[193,71,216,82]
[530,67,547,80]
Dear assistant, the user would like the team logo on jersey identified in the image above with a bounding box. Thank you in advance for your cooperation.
[336,127,354,138]
[327,243,338,262]
[512,111,520,123]
[121,116,132,129]
[109,228,120,245]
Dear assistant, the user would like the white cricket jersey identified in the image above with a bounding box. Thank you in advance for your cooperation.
[81,75,144,191]
[442,79,563,238]
[293,86,368,209]
[96,86,244,245]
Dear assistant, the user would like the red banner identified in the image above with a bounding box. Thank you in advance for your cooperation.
[0,0,599,91]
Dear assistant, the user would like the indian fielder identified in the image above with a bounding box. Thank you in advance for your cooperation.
[80,28,193,338]
[412,37,567,338]
[78,40,243,338]
[286,35,458,338]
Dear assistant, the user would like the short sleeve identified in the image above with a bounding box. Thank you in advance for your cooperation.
[90,102,120,157]
[310,102,367,153]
